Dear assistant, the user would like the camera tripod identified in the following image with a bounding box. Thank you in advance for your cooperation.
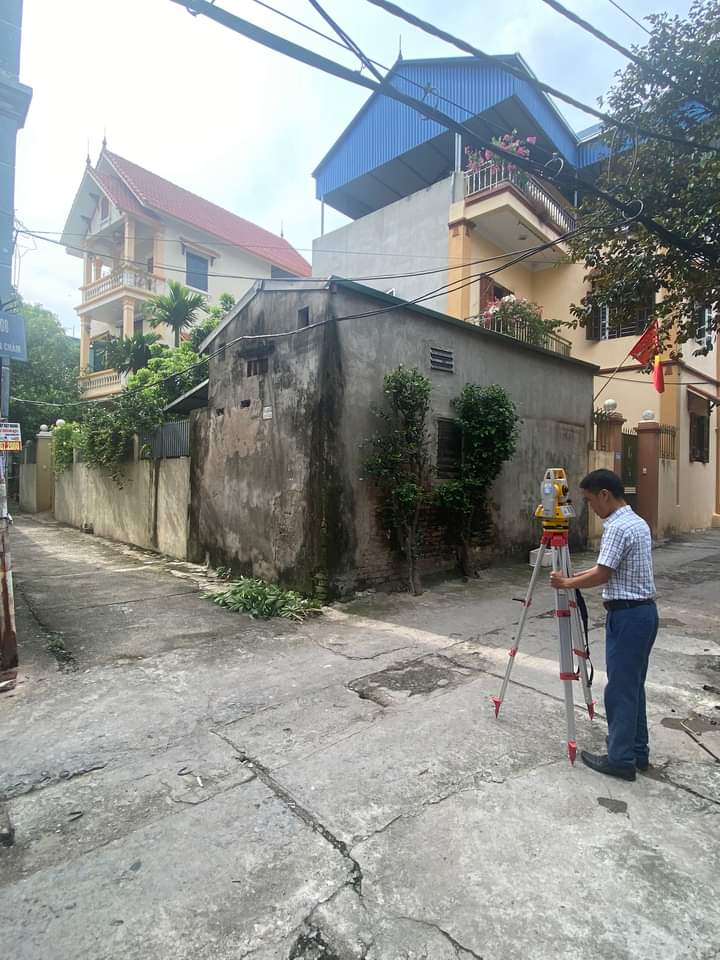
[491,469,595,764]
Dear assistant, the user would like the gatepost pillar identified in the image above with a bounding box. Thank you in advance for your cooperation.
[636,419,661,538]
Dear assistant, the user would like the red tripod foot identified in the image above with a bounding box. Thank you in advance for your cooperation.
[567,740,577,764]
[491,696,502,718]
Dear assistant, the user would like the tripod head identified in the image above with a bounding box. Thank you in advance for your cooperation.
[535,467,576,533]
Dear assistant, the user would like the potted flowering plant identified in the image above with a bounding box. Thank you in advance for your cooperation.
[465,131,537,186]
[480,295,561,347]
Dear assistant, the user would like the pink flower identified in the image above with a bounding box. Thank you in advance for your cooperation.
[526,136,537,145]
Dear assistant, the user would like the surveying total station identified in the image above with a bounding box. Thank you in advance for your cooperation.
[492,468,594,764]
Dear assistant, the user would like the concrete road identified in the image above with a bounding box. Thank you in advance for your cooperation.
[1,515,718,960]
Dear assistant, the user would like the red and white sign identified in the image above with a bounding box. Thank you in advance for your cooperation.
[0,422,22,452]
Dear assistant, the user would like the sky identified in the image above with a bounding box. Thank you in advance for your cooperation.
[14,0,693,335]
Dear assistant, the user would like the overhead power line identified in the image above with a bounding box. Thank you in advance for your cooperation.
[604,0,651,35]
[20,227,576,284]
[363,0,718,147]
[539,0,718,116]
[168,0,717,263]
[12,223,596,412]
[250,0,560,166]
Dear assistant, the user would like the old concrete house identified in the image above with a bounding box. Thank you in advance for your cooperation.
[188,279,595,596]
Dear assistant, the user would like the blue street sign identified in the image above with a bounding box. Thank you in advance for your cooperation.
[0,310,27,362]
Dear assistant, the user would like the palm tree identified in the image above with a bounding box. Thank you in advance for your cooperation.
[106,332,161,374]
[146,280,207,348]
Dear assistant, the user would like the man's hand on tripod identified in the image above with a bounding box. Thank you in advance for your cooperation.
[550,565,612,591]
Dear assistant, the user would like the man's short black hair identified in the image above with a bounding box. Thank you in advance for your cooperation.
[580,469,625,499]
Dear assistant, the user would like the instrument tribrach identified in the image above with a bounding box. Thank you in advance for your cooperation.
[492,468,594,764]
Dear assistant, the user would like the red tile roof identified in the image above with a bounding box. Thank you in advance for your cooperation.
[96,149,310,277]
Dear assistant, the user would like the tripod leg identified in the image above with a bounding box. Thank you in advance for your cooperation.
[553,544,578,764]
[562,547,595,720]
[492,539,547,718]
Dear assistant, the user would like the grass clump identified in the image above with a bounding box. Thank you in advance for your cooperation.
[206,577,320,621]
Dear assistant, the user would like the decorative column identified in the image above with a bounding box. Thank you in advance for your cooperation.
[636,419,661,538]
[122,298,134,339]
[83,253,93,287]
[80,315,91,371]
[123,216,135,264]
[152,231,164,278]
[447,217,475,321]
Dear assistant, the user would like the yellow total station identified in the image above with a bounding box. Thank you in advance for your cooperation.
[534,467,576,532]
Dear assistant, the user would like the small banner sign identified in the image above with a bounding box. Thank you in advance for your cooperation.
[0,310,27,362]
[0,422,22,452]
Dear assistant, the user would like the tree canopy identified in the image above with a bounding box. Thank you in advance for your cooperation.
[570,0,720,354]
[8,296,80,440]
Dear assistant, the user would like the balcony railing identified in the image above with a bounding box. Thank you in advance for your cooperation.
[468,314,573,357]
[78,368,125,399]
[82,267,165,304]
[464,161,577,236]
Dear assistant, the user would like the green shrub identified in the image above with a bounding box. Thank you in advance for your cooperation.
[52,421,81,474]
[206,577,320,621]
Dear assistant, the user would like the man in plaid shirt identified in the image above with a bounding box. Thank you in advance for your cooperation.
[550,469,658,781]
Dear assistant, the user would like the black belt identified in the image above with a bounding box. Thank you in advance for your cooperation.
[603,598,656,611]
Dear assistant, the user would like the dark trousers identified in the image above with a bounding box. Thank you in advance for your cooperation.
[605,603,659,768]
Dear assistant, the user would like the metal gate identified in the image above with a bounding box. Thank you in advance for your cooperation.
[621,427,638,488]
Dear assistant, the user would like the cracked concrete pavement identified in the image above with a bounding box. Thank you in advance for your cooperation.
[1,515,719,960]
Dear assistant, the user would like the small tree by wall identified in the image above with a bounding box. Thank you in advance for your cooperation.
[435,384,518,577]
[361,367,433,595]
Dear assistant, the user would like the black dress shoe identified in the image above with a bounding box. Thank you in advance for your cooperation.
[604,737,649,771]
[581,751,636,781]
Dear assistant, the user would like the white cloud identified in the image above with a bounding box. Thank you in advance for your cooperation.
[14,0,692,330]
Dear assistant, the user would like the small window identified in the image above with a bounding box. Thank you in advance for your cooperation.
[479,277,512,311]
[240,399,251,409]
[436,419,462,479]
[692,303,715,348]
[247,357,269,377]
[100,196,109,221]
[430,347,454,372]
[298,306,310,328]
[186,251,209,292]
[586,288,655,341]
[689,396,711,463]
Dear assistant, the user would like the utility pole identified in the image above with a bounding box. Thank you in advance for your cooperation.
[0,1,32,687]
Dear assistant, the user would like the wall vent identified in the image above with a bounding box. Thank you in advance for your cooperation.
[430,347,454,372]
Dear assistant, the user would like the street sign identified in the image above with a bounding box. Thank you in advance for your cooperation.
[0,310,27,362]
[0,423,22,452]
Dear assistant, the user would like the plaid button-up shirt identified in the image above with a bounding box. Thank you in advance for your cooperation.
[597,505,656,601]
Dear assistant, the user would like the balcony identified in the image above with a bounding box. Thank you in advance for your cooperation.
[464,161,577,237]
[81,267,166,306]
[78,368,125,400]
[467,313,572,357]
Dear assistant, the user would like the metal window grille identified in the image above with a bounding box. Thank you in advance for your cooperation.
[658,424,677,460]
[430,347,454,372]
[689,412,710,463]
[142,420,191,460]
[436,419,462,479]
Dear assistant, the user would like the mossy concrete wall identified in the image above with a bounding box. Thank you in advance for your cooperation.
[55,457,190,560]
[190,284,596,596]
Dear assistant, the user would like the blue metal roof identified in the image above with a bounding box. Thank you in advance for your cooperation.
[314,55,604,218]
